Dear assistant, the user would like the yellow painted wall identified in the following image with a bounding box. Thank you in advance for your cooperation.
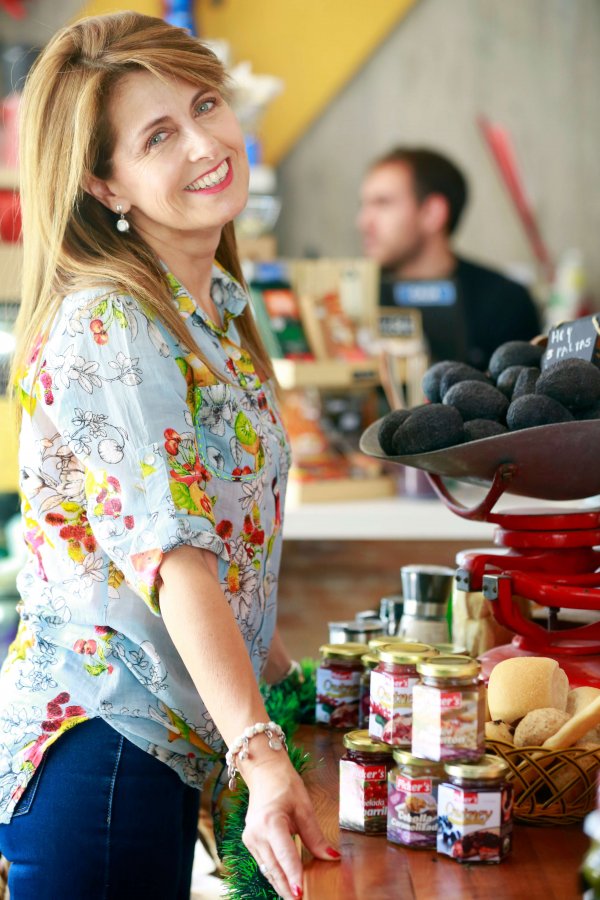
[77,1,417,164]
[200,0,417,164]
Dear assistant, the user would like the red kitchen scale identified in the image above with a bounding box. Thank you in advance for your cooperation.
[359,418,600,687]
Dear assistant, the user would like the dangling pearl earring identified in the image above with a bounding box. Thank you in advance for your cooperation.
[115,204,130,233]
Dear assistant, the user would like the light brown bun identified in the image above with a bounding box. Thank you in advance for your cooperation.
[485,720,514,744]
[567,687,600,743]
[513,708,571,748]
[487,657,569,723]
[543,694,600,750]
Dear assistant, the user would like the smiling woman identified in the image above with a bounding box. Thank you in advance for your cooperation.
[0,12,337,900]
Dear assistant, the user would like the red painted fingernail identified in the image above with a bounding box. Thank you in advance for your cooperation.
[326,846,341,859]
[293,886,303,899]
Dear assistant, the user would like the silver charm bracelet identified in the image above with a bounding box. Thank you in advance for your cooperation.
[225,721,287,790]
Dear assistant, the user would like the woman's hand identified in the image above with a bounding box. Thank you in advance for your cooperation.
[239,739,340,900]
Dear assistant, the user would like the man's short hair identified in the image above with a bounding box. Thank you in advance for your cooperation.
[372,147,468,234]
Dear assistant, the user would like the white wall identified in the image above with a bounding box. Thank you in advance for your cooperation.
[275,0,600,298]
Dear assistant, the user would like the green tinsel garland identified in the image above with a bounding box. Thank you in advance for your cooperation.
[220,659,317,900]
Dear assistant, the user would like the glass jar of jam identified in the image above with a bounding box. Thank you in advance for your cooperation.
[437,755,513,864]
[339,729,394,834]
[387,750,444,848]
[359,654,380,729]
[412,655,485,762]
[369,642,436,748]
[316,643,368,728]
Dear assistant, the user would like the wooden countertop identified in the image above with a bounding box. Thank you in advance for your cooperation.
[296,725,588,900]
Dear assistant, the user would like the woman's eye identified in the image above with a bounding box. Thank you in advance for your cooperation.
[148,131,168,149]
[195,98,217,115]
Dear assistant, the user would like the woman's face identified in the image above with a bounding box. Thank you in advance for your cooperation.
[103,69,248,244]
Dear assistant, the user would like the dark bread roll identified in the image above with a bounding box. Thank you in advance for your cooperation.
[422,361,456,403]
[443,380,509,422]
[507,394,574,430]
[536,358,600,410]
[439,363,490,399]
[378,409,413,455]
[488,341,544,380]
[512,366,540,401]
[392,404,464,455]
[463,419,508,441]
[496,365,526,399]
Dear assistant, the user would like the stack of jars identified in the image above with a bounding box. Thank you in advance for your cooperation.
[319,641,514,866]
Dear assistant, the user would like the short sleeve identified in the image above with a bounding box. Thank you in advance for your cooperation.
[38,290,228,614]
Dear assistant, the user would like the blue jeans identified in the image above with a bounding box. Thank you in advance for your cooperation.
[0,717,201,899]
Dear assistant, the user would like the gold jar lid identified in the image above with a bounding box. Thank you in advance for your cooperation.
[319,642,369,660]
[444,754,509,781]
[343,729,393,754]
[417,654,480,679]
[368,635,415,651]
[393,749,444,768]
[378,643,438,665]
[433,643,468,655]
[361,653,380,670]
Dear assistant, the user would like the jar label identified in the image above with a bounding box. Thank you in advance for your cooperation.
[411,684,485,761]
[316,665,361,727]
[368,670,419,746]
[437,781,513,863]
[388,772,439,847]
[339,759,388,833]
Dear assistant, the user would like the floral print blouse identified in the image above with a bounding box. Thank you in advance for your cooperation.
[0,264,290,823]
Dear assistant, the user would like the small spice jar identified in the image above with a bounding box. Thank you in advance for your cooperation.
[316,643,368,728]
[412,655,485,762]
[359,654,380,729]
[437,755,513,864]
[369,642,436,747]
[339,729,394,834]
[387,750,444,848]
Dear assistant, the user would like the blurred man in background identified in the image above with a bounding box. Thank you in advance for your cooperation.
[357,147,541,368]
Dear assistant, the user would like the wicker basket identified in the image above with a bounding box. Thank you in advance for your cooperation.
[486,739,600,826]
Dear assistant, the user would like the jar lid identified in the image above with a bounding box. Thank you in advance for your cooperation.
[378,642,437,665]
[343,729,393,754]
[319,642,369,660]
[444,754,509,781]
[393,749,444,768]
[361,653,380,669]
[433,643,468,655]
[417,654,480,678]
[368,635,412,651]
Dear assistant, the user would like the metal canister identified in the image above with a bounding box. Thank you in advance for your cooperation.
[328,620,385,645]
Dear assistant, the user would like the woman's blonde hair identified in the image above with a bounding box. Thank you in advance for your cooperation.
[11,11,274,418]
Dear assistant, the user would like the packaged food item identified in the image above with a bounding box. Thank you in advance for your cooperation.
[387,750,444,848]
[359,654,380,729]
[412,655,485,761]
[369,643,436,747]
[437,756,513,864]
[339,730,394,834]
[316,643,368,728]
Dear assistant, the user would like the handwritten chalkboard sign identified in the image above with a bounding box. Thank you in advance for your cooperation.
[542,315,600,370]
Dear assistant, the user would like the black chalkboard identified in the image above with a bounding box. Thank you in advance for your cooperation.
[542,315,600,370]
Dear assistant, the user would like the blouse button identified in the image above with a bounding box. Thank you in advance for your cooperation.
[144,453,156,465]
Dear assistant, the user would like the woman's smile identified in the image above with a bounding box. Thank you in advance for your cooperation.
[184,158,233,193]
